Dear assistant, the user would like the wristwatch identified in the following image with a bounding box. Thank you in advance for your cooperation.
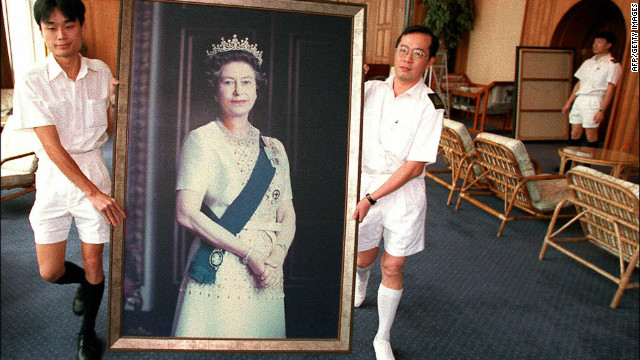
[365,193,377,205]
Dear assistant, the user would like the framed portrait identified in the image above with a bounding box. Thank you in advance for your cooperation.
[108,0,365,353]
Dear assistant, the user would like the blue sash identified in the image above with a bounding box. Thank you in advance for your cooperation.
[187,136,276,284]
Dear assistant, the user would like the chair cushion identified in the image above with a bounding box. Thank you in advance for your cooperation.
[454,104,476,112]
[1,89,13,130]
[486,85,513,105]
[475,132,541,201]
[531,178,571,211]
[1,115,39,173]
[572,165,639,199]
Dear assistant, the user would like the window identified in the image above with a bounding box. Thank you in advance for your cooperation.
[2,0,47,83]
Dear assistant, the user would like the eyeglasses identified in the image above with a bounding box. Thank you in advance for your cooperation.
[396,45,427,60]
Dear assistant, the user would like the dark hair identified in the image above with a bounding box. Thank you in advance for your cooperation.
[33,0,86,28]
[395,25,440,60]
[594,31,616,47]
[204,49,267,117]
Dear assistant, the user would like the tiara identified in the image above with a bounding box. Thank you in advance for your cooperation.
[206,35,263,65]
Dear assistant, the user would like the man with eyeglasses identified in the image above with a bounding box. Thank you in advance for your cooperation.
[352,25,444,360]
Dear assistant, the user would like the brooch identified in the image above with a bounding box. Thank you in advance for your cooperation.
[209,248,224,270]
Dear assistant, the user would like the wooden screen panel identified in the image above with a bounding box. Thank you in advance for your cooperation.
[519,81,571,109]
[518,112,569,141]
[515,47,573,140]
[520,51,572,79]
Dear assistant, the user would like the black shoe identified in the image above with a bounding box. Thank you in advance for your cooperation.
[77,332,103,360]
[73,285,84,316]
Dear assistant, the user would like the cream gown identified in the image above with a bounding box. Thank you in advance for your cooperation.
[172,120,293,338]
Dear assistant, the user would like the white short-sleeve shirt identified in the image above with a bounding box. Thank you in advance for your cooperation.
[13,55,113,242]
[361,76,444,176]
[357,76,444,255]
[574,54,622,96]
[13,54,112,160]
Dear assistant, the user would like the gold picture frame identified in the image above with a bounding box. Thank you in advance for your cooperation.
[108,0,365,353]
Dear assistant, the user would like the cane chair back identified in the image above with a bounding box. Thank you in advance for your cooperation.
[539,166,639,308]
[425,119,487,204]
[456,132,571,236]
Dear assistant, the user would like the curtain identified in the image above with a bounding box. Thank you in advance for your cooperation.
[1,0,47,82]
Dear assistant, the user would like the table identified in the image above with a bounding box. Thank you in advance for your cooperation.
[450,85,489,134]
[558,146,639,178]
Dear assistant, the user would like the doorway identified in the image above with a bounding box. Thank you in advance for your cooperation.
[550,0,625,143]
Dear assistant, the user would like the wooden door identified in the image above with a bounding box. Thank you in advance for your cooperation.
[342,0,406,64]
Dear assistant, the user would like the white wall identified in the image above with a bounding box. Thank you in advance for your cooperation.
[465,0,526,85]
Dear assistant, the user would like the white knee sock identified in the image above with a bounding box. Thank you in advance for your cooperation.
[354,264,372,307]
[375,283,403,341]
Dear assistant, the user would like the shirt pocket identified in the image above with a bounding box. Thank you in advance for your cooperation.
[85,98,108,128]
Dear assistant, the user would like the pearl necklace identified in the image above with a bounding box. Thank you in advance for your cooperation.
[215,120,259,147]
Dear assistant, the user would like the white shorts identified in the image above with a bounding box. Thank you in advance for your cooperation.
[357,174,426,257]
[29,149,111,245]
[569,95,603,129]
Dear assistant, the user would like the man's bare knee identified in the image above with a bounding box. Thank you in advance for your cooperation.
[39,266,64,283]
[571,130,583,139]
[380,260,404,289]
[585,128,599,143]
[380,262,403,279]
[380,254,405,278]
[570,123,584,139]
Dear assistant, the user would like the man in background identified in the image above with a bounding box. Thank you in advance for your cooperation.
[562,31,621,149]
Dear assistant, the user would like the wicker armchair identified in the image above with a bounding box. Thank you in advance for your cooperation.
[425,119,487,205]
[455,132,572,236]
[539,166,639,308]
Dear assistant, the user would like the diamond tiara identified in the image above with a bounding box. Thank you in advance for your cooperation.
[206,35,263,65]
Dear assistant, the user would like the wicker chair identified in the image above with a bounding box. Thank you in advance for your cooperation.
[425,119,486,205]
[539,166,639,308]
[455,132,572,236]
